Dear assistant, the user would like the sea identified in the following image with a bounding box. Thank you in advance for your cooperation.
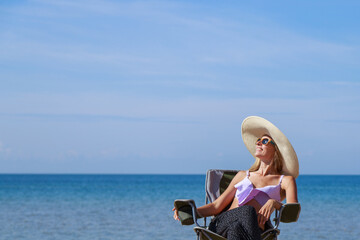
[0,174,359,240]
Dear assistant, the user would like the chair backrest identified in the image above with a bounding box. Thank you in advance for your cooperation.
[205,169,239,203]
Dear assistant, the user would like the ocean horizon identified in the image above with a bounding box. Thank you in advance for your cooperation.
[0,174,359,239]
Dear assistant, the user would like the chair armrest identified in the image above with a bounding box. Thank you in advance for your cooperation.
[279,203,301,223]
[174,199,202,226]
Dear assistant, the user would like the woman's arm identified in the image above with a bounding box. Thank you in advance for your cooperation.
[173,171,246,220]
[257,175,299,226]
[196,171,246,217]
[282,175,298,203]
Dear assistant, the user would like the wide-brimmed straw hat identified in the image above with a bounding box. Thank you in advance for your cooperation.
[241,116,299,178]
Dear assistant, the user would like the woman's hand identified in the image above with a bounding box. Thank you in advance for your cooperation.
[172,207,179,221]
[258,199,281,226]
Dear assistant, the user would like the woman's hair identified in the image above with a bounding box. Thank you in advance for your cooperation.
[249,138,284,174]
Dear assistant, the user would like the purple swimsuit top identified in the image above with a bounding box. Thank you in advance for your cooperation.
[234,171,283,207]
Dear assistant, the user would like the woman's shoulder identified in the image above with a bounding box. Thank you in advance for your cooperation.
[232,170,247,182]
[236,170,247,177]
[282,175,295,181]
[281,175,296,188]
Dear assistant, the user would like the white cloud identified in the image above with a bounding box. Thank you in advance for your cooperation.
[0,87,358,125]
[330,81,360,87]
[1,0,358,72]
[0,141,11,154]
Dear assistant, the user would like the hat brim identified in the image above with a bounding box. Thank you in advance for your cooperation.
[241,116,299,178]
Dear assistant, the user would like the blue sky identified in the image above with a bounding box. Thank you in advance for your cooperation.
[0,0,359,174]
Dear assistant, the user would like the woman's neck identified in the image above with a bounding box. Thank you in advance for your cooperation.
[256,161,277,176]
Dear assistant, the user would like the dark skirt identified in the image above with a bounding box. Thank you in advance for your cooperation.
[208,205,263,240]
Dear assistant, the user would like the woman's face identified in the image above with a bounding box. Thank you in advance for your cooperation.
[255,136,276,160]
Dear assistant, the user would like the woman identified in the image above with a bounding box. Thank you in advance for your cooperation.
[173,116,300,240]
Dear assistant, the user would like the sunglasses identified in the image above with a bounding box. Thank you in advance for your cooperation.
[256,137,275,146]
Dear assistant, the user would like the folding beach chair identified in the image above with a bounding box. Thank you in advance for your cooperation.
[174,169,301,240]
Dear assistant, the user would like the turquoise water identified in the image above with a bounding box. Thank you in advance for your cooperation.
[0,174,359,239]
